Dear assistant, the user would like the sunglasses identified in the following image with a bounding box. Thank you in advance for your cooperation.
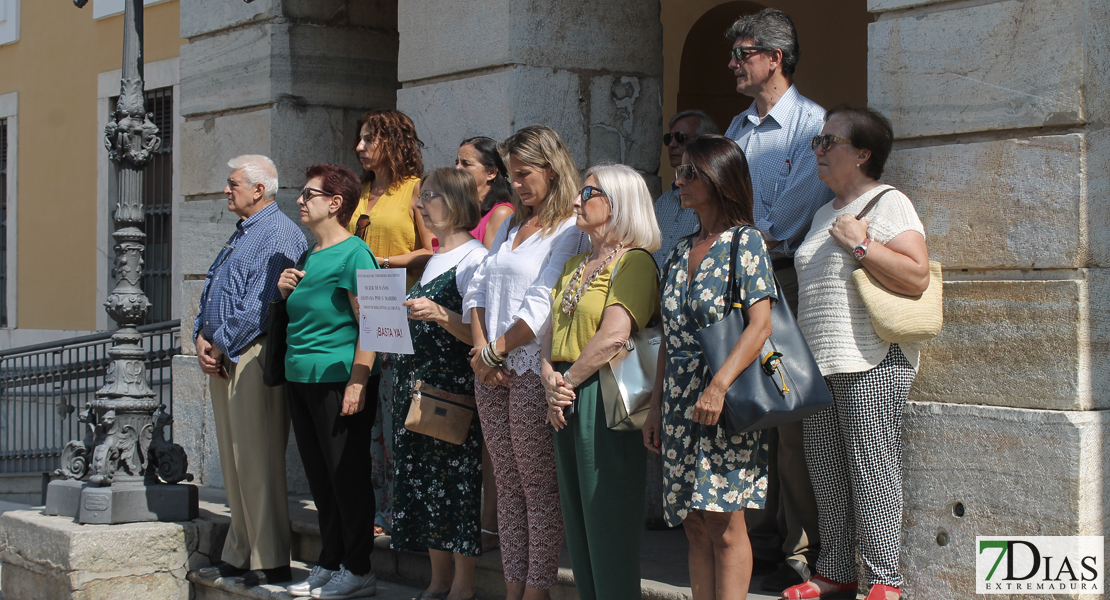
[810,134,852,152]
[298,186,332,202]
[663,131,690,146]
[730,46,771,62]
[675,164,699,182]
[579,185,609,204]
[417,191,444,203]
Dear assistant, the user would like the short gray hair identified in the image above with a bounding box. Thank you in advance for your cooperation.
[725,8,800,76]
[669,110,719,137]
[227,155,278,199]
[587,164,661,253]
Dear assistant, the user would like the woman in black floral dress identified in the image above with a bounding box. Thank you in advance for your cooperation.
[392,168,490,600]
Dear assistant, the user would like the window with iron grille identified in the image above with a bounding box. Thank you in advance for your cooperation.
[110,88,172,325]
[0,118,8,328]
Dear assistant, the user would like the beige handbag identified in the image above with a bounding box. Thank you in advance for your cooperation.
[597,249,661,431]
[852,188,944,343]
[404,380,476,445]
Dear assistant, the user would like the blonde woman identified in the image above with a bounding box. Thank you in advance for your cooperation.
[543,164,661,600]
[462,125,589,600]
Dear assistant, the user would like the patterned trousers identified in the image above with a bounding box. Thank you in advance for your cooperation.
[476,371,564,589]
[802,345,914,588]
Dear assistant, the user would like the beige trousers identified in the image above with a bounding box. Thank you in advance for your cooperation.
[210,336,292,569]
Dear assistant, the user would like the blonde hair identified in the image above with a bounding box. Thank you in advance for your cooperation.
[419,168,481,231]
[586,164,661,252]
[500,125,580,235]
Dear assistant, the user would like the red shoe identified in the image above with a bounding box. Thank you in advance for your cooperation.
[865,584,901,600]
[781,574,858,599]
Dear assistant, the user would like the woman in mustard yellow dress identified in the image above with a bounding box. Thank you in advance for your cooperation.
[351,108,436,534]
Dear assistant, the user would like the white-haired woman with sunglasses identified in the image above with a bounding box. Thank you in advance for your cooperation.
[542,164,662,600]
[784,106,930,600]
[462,125,589,600]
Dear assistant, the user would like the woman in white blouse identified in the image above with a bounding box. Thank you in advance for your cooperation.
[785,106,930,600]
[463,125,589,600]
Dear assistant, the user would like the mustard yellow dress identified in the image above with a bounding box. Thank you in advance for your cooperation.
[347,176,422,290]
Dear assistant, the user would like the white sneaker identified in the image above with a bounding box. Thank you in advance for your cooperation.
[311,565,377,599]
[287,565,337,597]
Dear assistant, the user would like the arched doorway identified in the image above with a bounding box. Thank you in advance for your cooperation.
[659,0,874,177]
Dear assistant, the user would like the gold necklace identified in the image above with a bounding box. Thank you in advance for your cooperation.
[561,245,623,317]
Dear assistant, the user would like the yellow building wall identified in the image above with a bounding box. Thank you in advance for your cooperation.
[0,1,185,331]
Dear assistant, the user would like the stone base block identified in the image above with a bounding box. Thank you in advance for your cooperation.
[901,401,1109,599]
[44,480,198,524]
[0,509,215,600]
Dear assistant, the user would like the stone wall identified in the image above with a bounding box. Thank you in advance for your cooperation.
[395,0,665,190]
[868,0,1109,597]
[174,0,400,491]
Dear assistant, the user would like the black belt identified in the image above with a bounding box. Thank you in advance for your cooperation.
[772,257,794,271]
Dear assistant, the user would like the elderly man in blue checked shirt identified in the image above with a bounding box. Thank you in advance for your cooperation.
[722,8,835,594]
[652,109,718,269]
[193,155,308,588]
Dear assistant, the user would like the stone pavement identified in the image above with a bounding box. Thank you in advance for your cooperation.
[197,487,786,600]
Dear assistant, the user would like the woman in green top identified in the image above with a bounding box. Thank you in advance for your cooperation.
[278,163,379,600]
[541,164,662,600]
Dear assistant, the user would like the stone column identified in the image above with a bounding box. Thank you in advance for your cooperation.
[869,0,1110,597]
[395,0,665,520]
[395,0,664,188]
[173,0,399,490]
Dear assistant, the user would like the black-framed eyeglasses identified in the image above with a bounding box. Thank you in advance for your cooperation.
[730,46,771,62]
[417,190,444,203]
[810,134,852,152]
[299,186,332,202]
[675,164,699,182]
[579,185,609,204]
[663,131,690,146]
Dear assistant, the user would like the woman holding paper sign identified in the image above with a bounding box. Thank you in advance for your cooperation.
[279,163,380,600]
[390,168,489,600]
[462,126,589,600]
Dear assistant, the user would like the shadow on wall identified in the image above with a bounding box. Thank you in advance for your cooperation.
[671,0,873,141]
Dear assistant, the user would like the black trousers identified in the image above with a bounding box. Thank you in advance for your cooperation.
[287,377,379,575]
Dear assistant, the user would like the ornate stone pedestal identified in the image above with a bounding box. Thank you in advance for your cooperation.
[44,479,197,525]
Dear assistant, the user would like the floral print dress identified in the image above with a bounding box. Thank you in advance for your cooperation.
[390,266,483,556]
[659,226,776,526]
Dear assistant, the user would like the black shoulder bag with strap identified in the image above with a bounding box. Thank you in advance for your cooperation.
[693,227,834,433]
[263,249,309,387]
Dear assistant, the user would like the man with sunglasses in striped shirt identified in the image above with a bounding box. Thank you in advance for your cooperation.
[722,8,834,595]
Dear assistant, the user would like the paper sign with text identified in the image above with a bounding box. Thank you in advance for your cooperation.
[357,268,413,354]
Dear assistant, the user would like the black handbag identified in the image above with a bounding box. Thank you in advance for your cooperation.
[262,250,309,387]
[694,227,834,434]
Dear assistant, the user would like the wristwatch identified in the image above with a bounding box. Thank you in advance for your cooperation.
[853,237,870,260]
[382,256,390,269]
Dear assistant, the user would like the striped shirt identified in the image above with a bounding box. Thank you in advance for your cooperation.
[193,202,308,362]
[652,182,700,269]
[725,85,834,260]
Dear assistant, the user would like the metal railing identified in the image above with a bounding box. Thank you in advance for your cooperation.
[0,320,180,474]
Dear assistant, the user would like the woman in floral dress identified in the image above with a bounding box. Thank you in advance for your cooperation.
[643,136,776,600]
[392,168,489,600]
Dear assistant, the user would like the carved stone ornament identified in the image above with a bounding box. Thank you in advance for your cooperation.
[105,78,161,168]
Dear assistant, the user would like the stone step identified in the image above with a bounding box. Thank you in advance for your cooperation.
[188,561,425,600]
[196,488,782,600]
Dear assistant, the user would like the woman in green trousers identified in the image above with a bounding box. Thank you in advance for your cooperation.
[541,164,662,600]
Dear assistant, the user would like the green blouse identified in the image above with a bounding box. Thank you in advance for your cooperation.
[285,236,378,383]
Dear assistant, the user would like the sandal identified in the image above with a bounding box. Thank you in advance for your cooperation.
[781,574,858,600]
[865,584,900,600]
[481,528,500,552]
